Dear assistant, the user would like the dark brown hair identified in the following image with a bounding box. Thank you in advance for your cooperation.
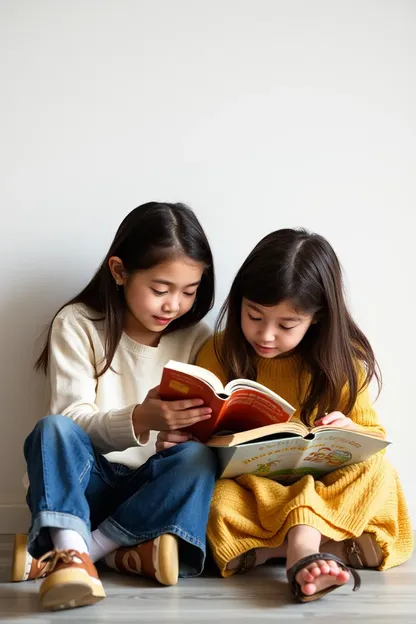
[214,228,381,425]
[36,202,215,376]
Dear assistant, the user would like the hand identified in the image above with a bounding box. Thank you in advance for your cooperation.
[314,411,358,430]
[156,430,194,453]
[132,385,212,435]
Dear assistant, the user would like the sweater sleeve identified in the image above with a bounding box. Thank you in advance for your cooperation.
[345,370,386,439]
[48,316,143,454]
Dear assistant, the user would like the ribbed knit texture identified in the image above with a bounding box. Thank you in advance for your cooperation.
[196,337,413,576]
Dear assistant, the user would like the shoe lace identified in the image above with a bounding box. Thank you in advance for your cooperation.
[36,549,80,579]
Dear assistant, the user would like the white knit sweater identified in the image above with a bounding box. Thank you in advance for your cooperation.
[47,303,211,468]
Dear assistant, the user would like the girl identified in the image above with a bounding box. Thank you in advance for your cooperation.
[11,202,217,611]
[160,227,413,603]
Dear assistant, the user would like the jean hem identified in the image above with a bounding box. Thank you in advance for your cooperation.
[28,511,91,555]
[98,518,206,577]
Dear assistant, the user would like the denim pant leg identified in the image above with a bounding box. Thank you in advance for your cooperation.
[24,414,115,559]
[99,441,218,578]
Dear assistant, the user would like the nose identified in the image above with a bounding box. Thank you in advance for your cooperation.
[162,295,180,314]
[258,325,276,343]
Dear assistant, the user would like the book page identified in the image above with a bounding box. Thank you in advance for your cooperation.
[207,421,308,447]
[225,378,295,414]
[216,388,294,434]
[216,429,389,480]
[163,360,224,394]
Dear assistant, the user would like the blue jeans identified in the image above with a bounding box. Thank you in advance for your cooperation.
[24,415,218,577]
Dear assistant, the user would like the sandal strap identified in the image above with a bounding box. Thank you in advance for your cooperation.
[235,549,257,574]
[287,552,361,601]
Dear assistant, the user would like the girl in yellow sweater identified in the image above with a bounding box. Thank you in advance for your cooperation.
[189,228,412,602]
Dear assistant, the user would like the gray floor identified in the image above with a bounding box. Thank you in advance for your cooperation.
[0,534,415,623]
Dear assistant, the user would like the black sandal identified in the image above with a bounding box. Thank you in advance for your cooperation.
[235,549,257,574]
[286,553,361,603]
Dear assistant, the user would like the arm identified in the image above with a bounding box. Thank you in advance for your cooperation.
[49,316,143,454]
[50,317,212,453]
[345,382,386,438]
[315,375,386,439]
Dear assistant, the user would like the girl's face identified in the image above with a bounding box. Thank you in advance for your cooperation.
[110,256,204,344]
[241,298,314,358]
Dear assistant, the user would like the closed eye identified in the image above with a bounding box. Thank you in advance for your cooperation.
[184,291,197,297]
[280,325,296,331]
[151,288,168,296]
[248,314,262,322]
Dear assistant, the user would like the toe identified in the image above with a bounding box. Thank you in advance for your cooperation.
[337,569,350,583]
[327,560,340,576]
[318,561,330,575]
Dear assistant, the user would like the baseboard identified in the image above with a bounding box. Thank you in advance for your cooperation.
[0,504,30,534]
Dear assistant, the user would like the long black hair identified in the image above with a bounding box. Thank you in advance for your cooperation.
[36,202,215,376]
[215,228,381,425]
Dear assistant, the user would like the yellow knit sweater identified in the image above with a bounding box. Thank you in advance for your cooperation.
[197,337,413,575]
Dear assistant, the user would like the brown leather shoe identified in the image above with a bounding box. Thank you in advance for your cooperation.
[104,534,179,586]
[11,534,48,582]
[38,550,106,611]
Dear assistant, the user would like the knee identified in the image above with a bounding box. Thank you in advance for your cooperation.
[169,441,218,474]
[36,414,76,435]
[25,415,80,451]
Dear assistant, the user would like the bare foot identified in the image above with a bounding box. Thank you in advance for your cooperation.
[286,525,349,598]
[292,556,350,597]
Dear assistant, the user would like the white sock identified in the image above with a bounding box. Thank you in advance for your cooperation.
[50,528,89,554]
[89,529,120,563]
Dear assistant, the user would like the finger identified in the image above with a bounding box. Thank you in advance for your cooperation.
[319,415,338,425]
[316,413,342,426]
[174,407,212,422]
[325,419,350,428]
[147,385,160,399]
[158,428,189,439]
[162,432,193,444]
[169,398,206,411]
[156,441,178,452]
[172,414,213,428]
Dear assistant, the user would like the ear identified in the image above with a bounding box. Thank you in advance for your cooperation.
[108,256,127,286]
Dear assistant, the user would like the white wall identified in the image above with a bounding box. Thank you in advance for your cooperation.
[1,0,415,531]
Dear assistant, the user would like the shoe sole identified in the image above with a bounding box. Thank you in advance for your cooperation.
[11,534,31,582]
[154,534,179,586]
[39,568,106,611]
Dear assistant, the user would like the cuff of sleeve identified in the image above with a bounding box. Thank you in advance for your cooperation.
[107,404,145,450]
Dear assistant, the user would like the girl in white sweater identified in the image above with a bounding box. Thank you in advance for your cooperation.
[12,202,217,612]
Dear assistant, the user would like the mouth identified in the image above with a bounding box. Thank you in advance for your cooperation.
[152,315,175,326]
[253,343,277,354]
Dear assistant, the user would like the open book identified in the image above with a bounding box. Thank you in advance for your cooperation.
[159,360,295,443]
[208,422,390,481]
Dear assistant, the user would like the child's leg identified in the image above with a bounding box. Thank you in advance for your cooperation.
[208,454,413,578]
[97,441,218,579]
[285,525,349,598]
[22,414,116,610]
[24,414,111,559]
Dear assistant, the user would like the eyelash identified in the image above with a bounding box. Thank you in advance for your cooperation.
[247,314,294,331]
[248,314,262,322]
[151,288,196,297]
